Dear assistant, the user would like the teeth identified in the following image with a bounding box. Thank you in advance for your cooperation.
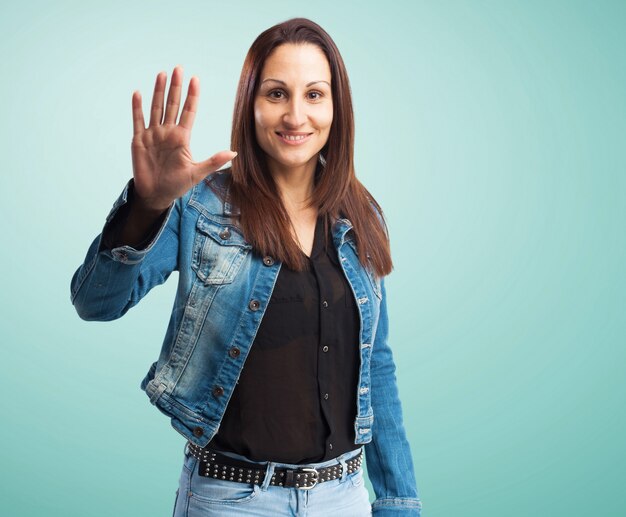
[281,133,309,141]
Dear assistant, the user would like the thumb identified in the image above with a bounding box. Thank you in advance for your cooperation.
[194,150,237,180]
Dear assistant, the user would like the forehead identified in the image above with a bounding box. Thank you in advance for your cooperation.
[260,43,331,82]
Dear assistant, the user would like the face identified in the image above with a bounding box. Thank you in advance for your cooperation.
[254,43,333,177]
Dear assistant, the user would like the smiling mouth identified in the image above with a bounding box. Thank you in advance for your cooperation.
[275,132,313,143]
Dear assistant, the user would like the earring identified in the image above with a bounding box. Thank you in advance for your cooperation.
[318,153,327,167]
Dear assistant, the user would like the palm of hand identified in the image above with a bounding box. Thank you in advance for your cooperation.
[130,65,237,211]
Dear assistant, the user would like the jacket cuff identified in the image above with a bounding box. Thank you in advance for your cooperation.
[372,497,422,516]
[98,178,174,264]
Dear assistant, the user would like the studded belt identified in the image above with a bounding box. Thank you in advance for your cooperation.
[186,442,363,490]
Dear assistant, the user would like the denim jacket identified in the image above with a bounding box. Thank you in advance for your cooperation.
[70,170,422,515]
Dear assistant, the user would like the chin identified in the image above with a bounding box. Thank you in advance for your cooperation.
[274,154,317,170]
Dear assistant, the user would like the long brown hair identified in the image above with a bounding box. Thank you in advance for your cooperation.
[216,17,393,278]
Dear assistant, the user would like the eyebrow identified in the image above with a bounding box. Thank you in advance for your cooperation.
[260,78,331,87]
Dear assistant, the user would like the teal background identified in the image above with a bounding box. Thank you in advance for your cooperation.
[1,0,624,515]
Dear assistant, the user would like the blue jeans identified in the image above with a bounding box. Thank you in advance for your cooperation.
[173,443,372,516]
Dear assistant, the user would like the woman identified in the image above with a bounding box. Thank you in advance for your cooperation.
[70,17,421,516]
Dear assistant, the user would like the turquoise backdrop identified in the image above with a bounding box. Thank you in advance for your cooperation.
[1,1,624,515]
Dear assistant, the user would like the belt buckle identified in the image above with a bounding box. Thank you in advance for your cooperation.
[298,467,319,490]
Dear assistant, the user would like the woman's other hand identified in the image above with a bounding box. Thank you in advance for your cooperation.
[130,65,237,212]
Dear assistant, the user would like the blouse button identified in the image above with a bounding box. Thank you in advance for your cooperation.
[212,386,225,397]
[262,256,274,266]
[219,228,231,240]
[229,346,241,358]
[249,299,261,311]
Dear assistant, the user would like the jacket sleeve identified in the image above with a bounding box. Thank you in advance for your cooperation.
[365,277,423,516]
[69,178,180,321]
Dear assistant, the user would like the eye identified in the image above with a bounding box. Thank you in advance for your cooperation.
[308,91,323,101]
[268,89,285,100]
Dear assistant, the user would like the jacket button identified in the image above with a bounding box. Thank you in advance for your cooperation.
[322,300,328,308]
[212,386,225,397]
[219,228,231,240]
[322,345,329,353]
[193,426,204,437]
[229,346,241,358]
[262,256,274,266]
[249,299,260,311]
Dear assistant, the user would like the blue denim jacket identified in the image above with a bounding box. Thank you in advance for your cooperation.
[70,170,422,515]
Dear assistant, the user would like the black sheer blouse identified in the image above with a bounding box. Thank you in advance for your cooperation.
[207,214,361,464]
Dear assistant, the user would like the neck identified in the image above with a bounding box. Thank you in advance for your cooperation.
[268,156,318,212]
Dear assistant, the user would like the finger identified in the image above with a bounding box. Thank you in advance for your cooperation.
[149,71,166,127]
[163,65,183,125]
[178,76,199,130]
[192,150,238,181]
[132,90,145,136]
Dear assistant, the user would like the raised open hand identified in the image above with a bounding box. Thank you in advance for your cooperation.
[130,65,237,211]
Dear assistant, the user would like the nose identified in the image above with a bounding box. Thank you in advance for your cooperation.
[282,97,307,128]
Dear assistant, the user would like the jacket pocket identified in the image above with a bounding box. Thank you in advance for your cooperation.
[191,214,250,285]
